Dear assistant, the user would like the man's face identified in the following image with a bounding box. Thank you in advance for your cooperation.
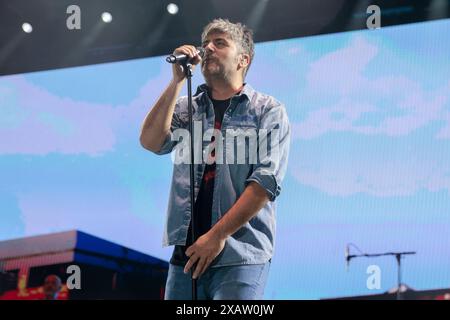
[43,275,61,299]
[201,32,246,81]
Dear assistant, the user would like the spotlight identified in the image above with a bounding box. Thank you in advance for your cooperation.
[101,12,112,23]
[167,3,179,15]
[22,22,33,33]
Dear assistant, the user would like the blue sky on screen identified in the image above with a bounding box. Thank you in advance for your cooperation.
[1,19,449,299]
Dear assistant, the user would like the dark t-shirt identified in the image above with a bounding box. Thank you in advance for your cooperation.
[170,97,230,266]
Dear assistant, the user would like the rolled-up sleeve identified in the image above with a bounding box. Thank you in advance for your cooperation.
[153,98,187,155]
[245,101,290,201]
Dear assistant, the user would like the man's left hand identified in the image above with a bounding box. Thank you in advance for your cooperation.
[184,232,226,279]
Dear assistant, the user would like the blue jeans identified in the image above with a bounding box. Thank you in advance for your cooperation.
[164,261,271,300]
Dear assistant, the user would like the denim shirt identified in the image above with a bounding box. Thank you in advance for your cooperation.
[153,83,290,267]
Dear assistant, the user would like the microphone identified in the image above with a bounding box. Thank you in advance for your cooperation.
[166,47,205,64]
[345,245,350,272]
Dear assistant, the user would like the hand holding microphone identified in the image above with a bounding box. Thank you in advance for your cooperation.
[166,46,205,64]
[167,45,205,83]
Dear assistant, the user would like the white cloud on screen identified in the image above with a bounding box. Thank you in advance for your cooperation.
[0,63,172,156]
[292,36,450,140]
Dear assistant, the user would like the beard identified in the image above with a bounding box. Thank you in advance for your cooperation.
[201,56,238,83]
[202,58,223,76]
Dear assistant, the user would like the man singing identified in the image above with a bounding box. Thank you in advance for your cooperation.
[140,19,290,300]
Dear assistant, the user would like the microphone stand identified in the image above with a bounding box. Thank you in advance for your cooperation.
[182,60,198,300]
[347,250,416,300]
